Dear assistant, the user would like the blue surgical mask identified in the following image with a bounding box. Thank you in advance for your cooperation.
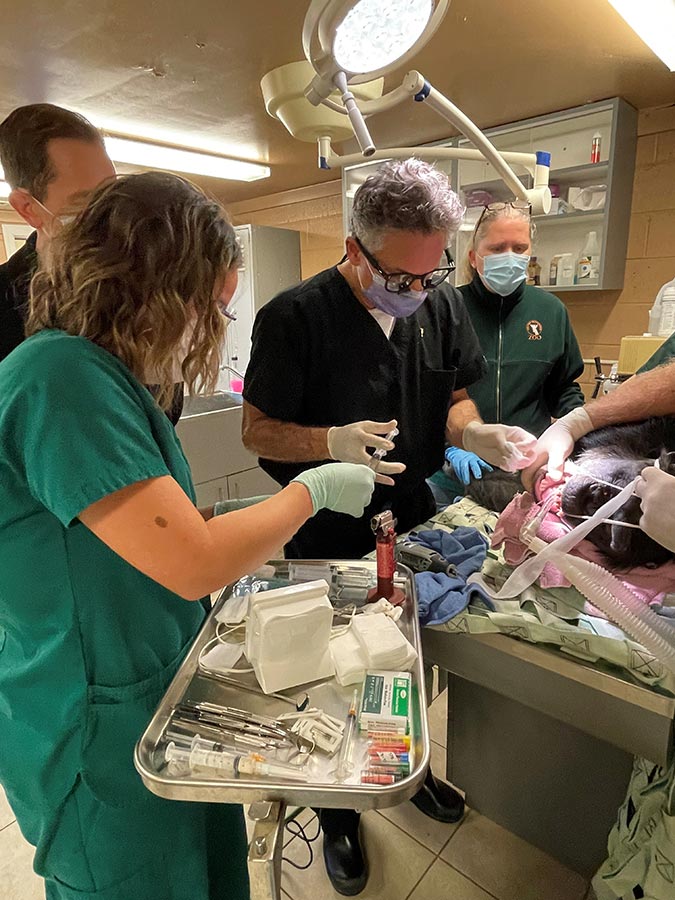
[361,264,427,318]
[478,251,529,297]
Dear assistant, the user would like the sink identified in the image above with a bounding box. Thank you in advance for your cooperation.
[181,392,243,417]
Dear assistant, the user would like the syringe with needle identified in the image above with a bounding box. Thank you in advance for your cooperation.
[369,427,399,469]
[334,689,360,782]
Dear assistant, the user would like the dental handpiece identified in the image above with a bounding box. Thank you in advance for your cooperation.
[370,428,399,468]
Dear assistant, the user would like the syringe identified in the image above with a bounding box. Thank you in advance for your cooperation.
[369,427,399,468]
[334,689,359,782]
[164,740,307,781]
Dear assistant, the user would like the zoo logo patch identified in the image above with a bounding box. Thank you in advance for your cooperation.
[526,320,543,340]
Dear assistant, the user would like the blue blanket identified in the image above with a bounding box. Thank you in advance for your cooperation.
[409,527,491,626]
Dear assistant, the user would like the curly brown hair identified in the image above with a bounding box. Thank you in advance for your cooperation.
[27,171,242,408]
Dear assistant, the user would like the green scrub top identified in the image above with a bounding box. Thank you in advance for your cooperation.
[0,330,249,900]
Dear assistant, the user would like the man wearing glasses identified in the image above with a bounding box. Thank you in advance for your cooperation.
[242,159,537,895]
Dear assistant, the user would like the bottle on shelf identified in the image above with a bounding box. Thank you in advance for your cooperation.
[648,276,675,336]
[591,132,602,164]
[576,231,600,286]
[527,256,541,286]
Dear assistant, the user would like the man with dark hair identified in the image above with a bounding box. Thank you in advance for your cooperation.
[0,103,115,362]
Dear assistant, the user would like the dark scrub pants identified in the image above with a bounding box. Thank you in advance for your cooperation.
[244,266,487,560]
[0,330,249,900]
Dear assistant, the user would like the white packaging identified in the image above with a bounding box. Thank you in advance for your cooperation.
[245,580,334,693]
[351,613,418,671]
[330,628,368,686]
[648,277,675,337]
[558,254,575,286]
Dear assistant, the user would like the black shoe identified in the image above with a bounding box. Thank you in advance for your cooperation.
[319,809,368,896]
[410,767,465,823]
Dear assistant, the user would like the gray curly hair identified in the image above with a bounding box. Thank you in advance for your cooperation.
[350,158,465,249]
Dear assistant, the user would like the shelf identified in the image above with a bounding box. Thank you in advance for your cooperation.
[539,283,604,293]
[533,211,605,226]
[549,162,609,184]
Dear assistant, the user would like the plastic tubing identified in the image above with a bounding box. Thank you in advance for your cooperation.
[527,536,675,676]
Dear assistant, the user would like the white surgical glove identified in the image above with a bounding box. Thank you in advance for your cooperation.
[635,467,675,553]
[292,463,376,517]
[327,419,406,477]
[533,408,594,481]
[462,421,538,472]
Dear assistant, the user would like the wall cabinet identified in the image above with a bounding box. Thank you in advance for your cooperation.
[342,98,637,294]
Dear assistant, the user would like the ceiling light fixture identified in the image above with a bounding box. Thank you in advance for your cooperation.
[104,136,270,182]
[262,0,551,213]
[607,0,675,71]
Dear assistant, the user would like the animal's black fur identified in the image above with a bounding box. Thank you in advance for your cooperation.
[463,417,675,568]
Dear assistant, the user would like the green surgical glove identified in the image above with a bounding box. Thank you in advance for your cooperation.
[213,495,271,516]
[292,463,376,517]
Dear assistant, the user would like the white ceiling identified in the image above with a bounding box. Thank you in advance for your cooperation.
[1,0,674,204]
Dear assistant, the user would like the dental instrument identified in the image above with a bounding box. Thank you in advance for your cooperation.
[333,689,359,782]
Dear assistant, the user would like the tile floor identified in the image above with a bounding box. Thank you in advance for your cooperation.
[1,689,597,900]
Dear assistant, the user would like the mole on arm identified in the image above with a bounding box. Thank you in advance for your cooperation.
[155,516,168,528]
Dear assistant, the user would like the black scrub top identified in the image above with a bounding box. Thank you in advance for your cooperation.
[244,267,487,559]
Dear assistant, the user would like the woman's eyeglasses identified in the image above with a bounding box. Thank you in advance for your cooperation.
[475,199,532,230]
[354,237,455,293]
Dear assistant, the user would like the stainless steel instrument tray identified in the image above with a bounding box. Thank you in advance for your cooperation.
[135,560,429,809]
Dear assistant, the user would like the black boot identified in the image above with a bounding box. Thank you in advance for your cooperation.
[318,808,368,896]
[410,767,465,823]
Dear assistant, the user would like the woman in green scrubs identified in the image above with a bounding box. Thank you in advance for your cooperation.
[0,172,378,899]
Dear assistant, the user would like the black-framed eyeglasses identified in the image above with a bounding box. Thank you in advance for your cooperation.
[354,236,455,293]
[475,200,532,231]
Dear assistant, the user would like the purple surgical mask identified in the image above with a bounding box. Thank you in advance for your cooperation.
[362,264,427,318]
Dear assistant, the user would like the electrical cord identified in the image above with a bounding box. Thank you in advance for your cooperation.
[282,809,321,870]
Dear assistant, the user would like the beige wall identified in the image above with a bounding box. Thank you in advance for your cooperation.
[229,104,675,402]
[228,181,344,282]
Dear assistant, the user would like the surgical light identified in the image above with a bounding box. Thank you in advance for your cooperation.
[607,0,675,71]
[103,137,270,182]
[332,0,434,74]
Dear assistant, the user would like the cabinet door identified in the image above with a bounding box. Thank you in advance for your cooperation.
[193,476,230,508]
[227,467,280,500]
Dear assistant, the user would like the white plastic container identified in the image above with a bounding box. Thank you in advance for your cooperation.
[648,276,675,337]
[576,231,600,285]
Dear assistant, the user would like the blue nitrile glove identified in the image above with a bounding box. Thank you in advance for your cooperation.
[444,446,493,485]
[292,463,376,517]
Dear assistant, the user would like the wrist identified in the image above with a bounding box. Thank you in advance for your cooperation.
[561,407,594,441]
[462,420,481,452]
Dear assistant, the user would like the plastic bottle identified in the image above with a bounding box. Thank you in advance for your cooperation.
[648,276,675,336]
[591,132,602,164]
[576,231,600,285]
[527,256,541,286]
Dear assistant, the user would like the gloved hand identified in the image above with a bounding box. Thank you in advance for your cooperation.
[292,463,376,517]
[327,419,406,477]
[444,446,493,485]
[522,407,594,489]
[635,467,675,553]
[462,421,538,473]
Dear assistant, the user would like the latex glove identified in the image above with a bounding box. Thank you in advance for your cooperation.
[523,407,594,489]
[444,446,493,485]
[462,421,538,473]
[327,419,406,477]
[635,467,675,553]
[292,463,376,517]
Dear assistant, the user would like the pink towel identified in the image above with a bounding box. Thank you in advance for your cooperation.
[491,470,675,606]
